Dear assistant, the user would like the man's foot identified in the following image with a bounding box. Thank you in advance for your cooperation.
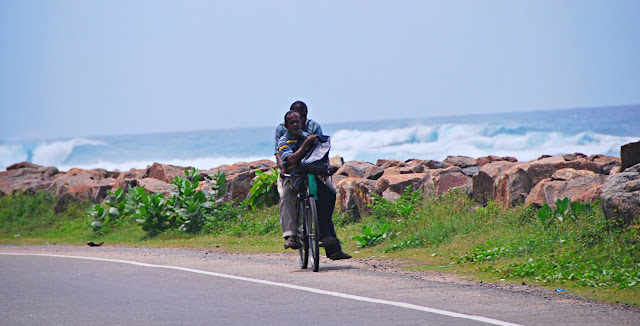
[329,251,352,260]
[319,236,339,247]
[284,236,301,250]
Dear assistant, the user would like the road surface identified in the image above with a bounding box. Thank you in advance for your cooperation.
[1,245,637,325]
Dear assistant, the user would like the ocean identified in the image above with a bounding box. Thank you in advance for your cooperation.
[1,105,638,172]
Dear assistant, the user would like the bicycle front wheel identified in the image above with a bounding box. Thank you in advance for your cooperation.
[297,197,309,269]
[306,196,320,272]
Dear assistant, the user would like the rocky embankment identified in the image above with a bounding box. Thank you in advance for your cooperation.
[2,141,639,224]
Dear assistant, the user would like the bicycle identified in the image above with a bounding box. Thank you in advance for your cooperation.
[288,173,321,272]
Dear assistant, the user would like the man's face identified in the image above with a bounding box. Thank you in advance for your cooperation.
[294,108,307,126]
[284,112,302,135]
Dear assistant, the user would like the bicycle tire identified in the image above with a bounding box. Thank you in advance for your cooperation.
[307,196,320,272]
[297,198,309,269]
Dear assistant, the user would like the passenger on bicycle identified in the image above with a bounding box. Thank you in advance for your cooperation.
[276,105,351,260]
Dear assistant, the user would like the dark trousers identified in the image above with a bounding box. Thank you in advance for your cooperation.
[314,177,342,257]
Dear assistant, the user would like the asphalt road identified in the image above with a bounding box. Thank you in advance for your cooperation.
[1,245,638,326]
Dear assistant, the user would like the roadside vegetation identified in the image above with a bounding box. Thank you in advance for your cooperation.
[1,169,638,306]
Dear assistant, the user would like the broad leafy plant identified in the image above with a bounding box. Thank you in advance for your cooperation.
[166,168,209,234]
[353,221,390,248]
[537,197,599,228]
[247,168,280,211]
[88,168,234,237]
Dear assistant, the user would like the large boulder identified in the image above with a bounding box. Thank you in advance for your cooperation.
[382,159,445,175]
[48,168,117,212]
[621,140,640,172]
[525,174,608,208]
[374,173,430,195]
[472,161,518,205]
[329,155,344,175]
[425,166,472,195]
[587,154,621,175]
[495,156,604,207]
[363,165,384,180]
[376,159,403,169]
[136,178,176,197]
[143,163,191,182]
[335,177,377,220]
[0,162,59,195]
[335,161,376,179]
[600,163,640,224]
[443,155,477,169]
[476,155,517,166]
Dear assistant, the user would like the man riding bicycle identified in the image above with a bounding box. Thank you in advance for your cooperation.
[275,102,351,261]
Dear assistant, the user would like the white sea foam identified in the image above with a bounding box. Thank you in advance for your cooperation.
[330,125,635,163]
[1,138,108,170]
[1,118,635,172]
[34,138,108,166]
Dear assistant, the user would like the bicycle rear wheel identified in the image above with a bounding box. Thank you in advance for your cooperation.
[306,196,320,272]
[297,198,309,269]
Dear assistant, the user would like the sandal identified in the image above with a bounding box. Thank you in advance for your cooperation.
[329,251,352,260]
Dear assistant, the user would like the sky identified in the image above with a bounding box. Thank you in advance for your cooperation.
[1,0,639,141]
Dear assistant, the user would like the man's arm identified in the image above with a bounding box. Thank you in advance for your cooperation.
[283,134,318,166]
[274,124,287,172]
[275,152,285,172]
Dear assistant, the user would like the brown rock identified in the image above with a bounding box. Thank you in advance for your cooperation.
[496,164,533,207]
[426,167,471,195]
[476,155,502,166]
[376,159,403,169]
[551,168,595,181]
[443,155,477,169]
[0,164,60,195]
[571,185,603,204]
[526,175,607,208]
[374,173,430,195]
[587,154,621,175]
[6,161,43,170]
[495,156,604,207]
[601,164,640,224]
[329,155,344,175]
[143,163,190,183]
[621,140,640,172]
[363,165,384,180]
[421,159,446,169]
[202,160,276,201]
[335,177,377,220]
[335,161,376,178]
[136,178,176,196]
[381,189,401,201]
[562,153,587,161]
[472,161,518,205]
[51,172,116,212]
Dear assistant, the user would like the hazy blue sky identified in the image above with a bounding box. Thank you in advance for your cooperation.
[1,1,639,141]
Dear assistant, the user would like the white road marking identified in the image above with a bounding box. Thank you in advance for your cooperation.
[1,252,523,326]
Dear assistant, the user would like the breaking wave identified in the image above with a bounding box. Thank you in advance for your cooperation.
[330,123,635,163]
[1,138,108,170]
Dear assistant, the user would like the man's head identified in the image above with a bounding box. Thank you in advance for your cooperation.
[290,101,308,126]
[284,110,302,136]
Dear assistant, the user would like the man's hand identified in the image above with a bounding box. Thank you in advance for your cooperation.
[303,134,318,149]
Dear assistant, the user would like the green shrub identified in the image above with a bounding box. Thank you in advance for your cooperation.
[87,168,239,237]
[247,169,279,211]
[166,168,210,234]
[353,221,390,248]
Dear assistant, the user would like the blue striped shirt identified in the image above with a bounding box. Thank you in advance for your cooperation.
[274,119,322,154]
